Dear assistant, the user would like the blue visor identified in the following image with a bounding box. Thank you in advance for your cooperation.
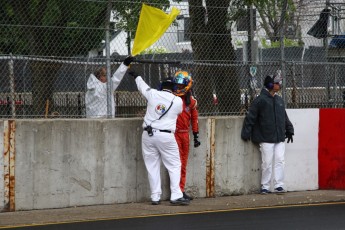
[175,77,186,84]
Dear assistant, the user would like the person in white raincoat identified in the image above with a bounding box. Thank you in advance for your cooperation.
[85,56,134,118]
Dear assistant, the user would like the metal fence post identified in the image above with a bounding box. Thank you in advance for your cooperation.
[106,0,113,118]
[8,54,15,118]
[280,0,288,104]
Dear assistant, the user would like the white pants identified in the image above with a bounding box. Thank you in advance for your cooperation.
[142,130,183,201]
[259,142,285,190]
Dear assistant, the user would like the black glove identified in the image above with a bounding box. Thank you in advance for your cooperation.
[241,136,250,142]
[193,132,201,148]
[285,132,294,143]
[128,71,139,79]
[123,56,134,66]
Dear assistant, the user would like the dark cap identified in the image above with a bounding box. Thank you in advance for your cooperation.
[264,75,274,89]
[264,74,282,89]
[160,77,175,91]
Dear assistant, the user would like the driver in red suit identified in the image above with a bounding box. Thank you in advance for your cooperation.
[173,71,201,200]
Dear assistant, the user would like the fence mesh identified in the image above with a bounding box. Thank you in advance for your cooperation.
[0,0,344,118]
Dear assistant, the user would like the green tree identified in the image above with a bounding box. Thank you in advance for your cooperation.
[1,0,293,116]
[0,0,172,116]
[0,0,107,116]
[189,0,239,114]
[112,1,170,55]
[252,0,296,42]
[0,1,108,56]
[230,0,297,43]
[188,0,298,114]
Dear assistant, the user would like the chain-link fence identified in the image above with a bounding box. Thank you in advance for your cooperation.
[0,0,344,118]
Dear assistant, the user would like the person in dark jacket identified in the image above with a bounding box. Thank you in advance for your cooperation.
[241,74,294,195]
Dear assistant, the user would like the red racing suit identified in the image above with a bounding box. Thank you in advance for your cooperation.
[175,94,199,192]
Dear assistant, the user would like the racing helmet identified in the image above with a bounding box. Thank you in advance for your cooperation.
[173,70,193,96]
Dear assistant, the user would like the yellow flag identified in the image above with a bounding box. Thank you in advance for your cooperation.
[132,4,180,56]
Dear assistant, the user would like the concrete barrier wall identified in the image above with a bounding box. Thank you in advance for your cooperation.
[214,117,261,196]
[318,109,345,189]
[285,109,319,191]
[0,109,320,211]
[211,109,319,197]
[14,119,150,210]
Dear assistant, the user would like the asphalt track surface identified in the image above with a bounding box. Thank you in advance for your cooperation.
[3,202,345,230]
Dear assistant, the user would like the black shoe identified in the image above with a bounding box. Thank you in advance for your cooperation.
[274,187,286,194]
[183,192,194,200]
[170,197,190,205]
[151,200,161,205]
[260,189,271,195]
